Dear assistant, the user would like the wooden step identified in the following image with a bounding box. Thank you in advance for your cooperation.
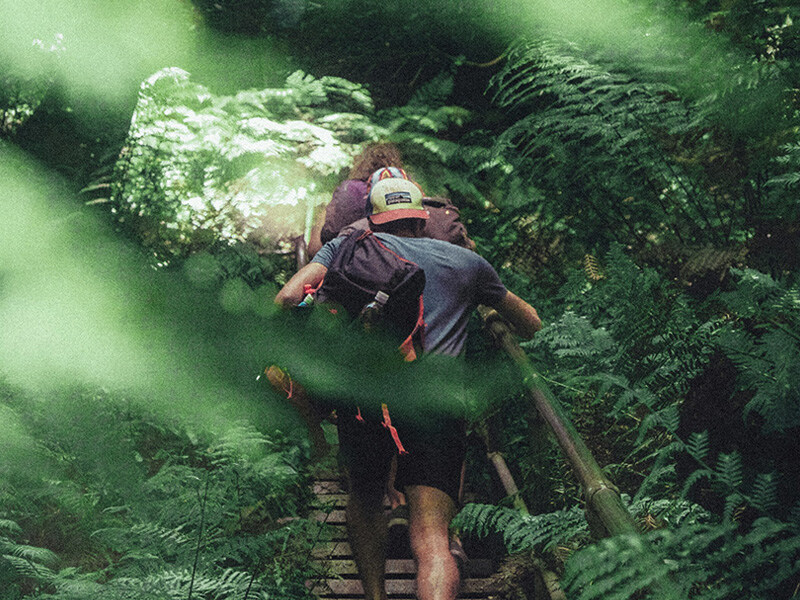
[313,480,345,495]
[312,541,354,558]
[315,524,348,541]
[313,494,349,509]
[312,576,498,598]
[312,559,495,578]
[312,493,392,509]
[310,509,347,524]
[308,433,502,600]
[312,539,410,559]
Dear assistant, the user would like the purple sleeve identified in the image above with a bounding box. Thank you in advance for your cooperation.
[320,179,370,244]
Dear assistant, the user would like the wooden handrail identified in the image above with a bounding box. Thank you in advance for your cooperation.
[478,306,639,538]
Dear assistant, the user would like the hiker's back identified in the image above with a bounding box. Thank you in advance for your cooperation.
[315,234,506,357]
[313,229,426,361]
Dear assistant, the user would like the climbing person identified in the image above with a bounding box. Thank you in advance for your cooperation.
[307,142,405,257]
[307,143,474,256]
[275,171,541,600]
[307,153,473,524]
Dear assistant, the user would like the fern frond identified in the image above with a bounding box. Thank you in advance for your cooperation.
[1,542,58,567]
[2,553,55,582]
[715,452,743,491]
[0,519,23,535]
[654,406,680,435]
[583,254,604,281]
[685,431,709,462]
[768,141,800,189]
[562,533,676,600]
[681,467,713,499]
[563,516,800,600]
[453,503,588,554]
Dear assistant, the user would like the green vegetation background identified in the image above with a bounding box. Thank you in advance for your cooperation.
[1,0,799,598]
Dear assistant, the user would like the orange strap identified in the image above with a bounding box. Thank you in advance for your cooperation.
[398,295,425,362]
[381,403,408,455]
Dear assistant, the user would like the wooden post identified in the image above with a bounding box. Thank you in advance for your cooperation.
[295,235,308,270]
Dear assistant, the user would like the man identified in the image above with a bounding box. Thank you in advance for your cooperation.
[275,173,541,600]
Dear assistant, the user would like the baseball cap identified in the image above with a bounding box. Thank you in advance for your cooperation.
[368,168,429,225]
[368,166,410,190]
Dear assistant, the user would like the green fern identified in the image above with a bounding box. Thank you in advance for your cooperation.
[453,503,589,554]
[525,310,618,370]
[685,431,710,462]
[112,68,386,263]
[715,269,800,432]
[488,37,724,247]
[769,141,800,190]
[0,517,58,593]
[528,244,713,418]
[563,517,800,600]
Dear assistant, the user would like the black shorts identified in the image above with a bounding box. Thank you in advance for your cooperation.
[337,405,466,503]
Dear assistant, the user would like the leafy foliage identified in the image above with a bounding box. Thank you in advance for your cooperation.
[109,66,520,268]
[111,67,375,262]
[525,244,715,418]
[453,503,589,555]
[0,384,318,600]
[0,35,65,138]
[714,269,800,431]
[562,518,800,600]
[0,518,58,598]
[487,2,800,264]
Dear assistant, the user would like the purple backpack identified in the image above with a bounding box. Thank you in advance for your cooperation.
[315,229,426,361]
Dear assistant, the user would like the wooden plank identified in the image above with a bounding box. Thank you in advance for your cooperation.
[311,541,353,558]
[313,480,344,495]
[310,559,416,576]
[312,493,348,507]
[314,524,348,541]
[312,494,391,509]
[313,577,497,597]
[310,509,347,523]
[311,559,494,578]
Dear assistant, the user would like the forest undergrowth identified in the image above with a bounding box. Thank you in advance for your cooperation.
[0,382,327,599]
[2,0,800,599]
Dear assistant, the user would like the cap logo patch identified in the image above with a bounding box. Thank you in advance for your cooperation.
[384,191,413,205]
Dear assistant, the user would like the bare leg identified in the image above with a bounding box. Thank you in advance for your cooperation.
[347,475,389,600]
[406,485,460,600]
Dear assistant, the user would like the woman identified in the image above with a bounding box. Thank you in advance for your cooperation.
[308,143,474,256]
[308,142,404,256]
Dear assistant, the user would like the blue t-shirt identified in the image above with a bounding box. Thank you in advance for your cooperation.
[312,233,507,356]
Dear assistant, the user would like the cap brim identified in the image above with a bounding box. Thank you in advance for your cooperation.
[369,208,429,225]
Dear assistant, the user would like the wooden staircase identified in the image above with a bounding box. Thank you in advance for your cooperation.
[308,472,499,600]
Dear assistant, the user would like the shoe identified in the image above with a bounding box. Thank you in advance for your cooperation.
[387,504,409,528]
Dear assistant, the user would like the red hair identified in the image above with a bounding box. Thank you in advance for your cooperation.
[349,142,403,180]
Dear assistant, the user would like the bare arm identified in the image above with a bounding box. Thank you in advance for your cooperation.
[274,262,328,308]
[491,290,542,340]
